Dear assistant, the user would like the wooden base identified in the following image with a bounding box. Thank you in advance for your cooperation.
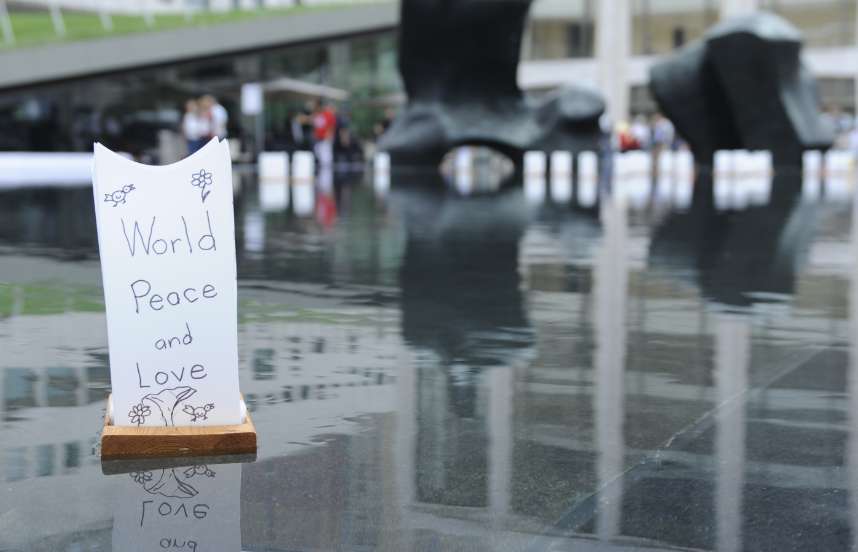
[101,394,257,460]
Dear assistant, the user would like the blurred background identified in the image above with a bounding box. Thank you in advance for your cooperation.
[2,2,858,551]
[0,0,854,162]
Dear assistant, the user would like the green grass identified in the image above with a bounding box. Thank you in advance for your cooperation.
[0,3,366,50]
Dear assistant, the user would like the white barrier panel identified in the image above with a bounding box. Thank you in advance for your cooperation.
[524,174,546,203]
[802,150,822,201]
[674,150,694,208]
[614,151,651,208]
[292,150,315,184]
[550,151,572,178]
[243,210,265,253]
[373,152,390,196]
[746,150,772,206]
[259,181,289,212]
[293,182,315,216]
[655,150,675,202]
[713,149,735,210]
[825,149,854,176]
[454,147,473,195]
[824,150,854,201]
[732,150,755,209]
[0,152,94,187]
[577,151,599,207]
[258,151,289,212]
[524,150,547,177]
[258,151,289,181]
[550,151,573,203]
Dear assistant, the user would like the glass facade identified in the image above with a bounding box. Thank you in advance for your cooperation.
[527,0,857,55]
[632,0,719,55]
[0,29,399,155]
[524,0,595,59]
[760,0,856,47]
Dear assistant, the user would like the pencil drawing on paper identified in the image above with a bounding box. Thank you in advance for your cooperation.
[191,169,213,203]
[183,403,215,422]
[131,386,198,426]
[104,184,136,207]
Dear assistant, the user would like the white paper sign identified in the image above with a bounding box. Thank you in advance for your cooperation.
[241,82,264,116]
[92,138,241,427]
[112,462,242,551]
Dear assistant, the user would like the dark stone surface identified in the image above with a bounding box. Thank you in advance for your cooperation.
[4,178,858,551]
[650,12,834,166]
[378,0,605,166]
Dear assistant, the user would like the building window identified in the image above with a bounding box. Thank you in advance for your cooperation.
[759,0,856,48]
[567,22,595,58]
[672,27,686,49]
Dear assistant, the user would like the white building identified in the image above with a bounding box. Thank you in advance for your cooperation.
[519,0,858,121]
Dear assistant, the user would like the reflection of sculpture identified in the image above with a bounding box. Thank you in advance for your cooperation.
[378,0,604,166]
[395,186,532,371]
[649,174,810,306]
[650,12,834,167]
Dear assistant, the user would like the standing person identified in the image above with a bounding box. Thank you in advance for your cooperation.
[651,113,675,154]
[201,94,228,139]
[630,115,651,151]
[300,100,315,150]
[373,106,396,141]
[182,99,205,154]
[313,99,337,167]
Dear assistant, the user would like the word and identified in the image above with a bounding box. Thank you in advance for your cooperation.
[155,322,194,351]
[159,538,198,551]
[137,361,207,389]
[130,279,218,315]
[121,212,216,257]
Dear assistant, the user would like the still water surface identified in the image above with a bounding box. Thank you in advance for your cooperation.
[0,168,856,551]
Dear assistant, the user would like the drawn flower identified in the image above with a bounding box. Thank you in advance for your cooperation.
[129,402,151,426]
[190,169,213,203]
[191,169,213,189]
[130,471,153,485]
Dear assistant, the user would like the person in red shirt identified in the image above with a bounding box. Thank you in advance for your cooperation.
[313,100,337,167]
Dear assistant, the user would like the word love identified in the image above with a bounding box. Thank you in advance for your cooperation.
[140,500,209,525]
[137,361,208,388]
[122,212,216,257]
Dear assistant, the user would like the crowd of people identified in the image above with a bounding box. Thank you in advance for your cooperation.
[181,94,229,154]
[613,113,680,153]
[821,106,858,154]
[286,98,378,169]
[613,108,858,156]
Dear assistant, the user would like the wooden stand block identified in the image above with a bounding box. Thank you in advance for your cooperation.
[101,394,257,460]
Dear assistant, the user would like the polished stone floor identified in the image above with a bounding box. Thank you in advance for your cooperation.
[0,167,856,551]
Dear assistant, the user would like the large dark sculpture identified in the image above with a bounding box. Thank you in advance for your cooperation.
[650,12,834,167]
[378,0,605,166]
